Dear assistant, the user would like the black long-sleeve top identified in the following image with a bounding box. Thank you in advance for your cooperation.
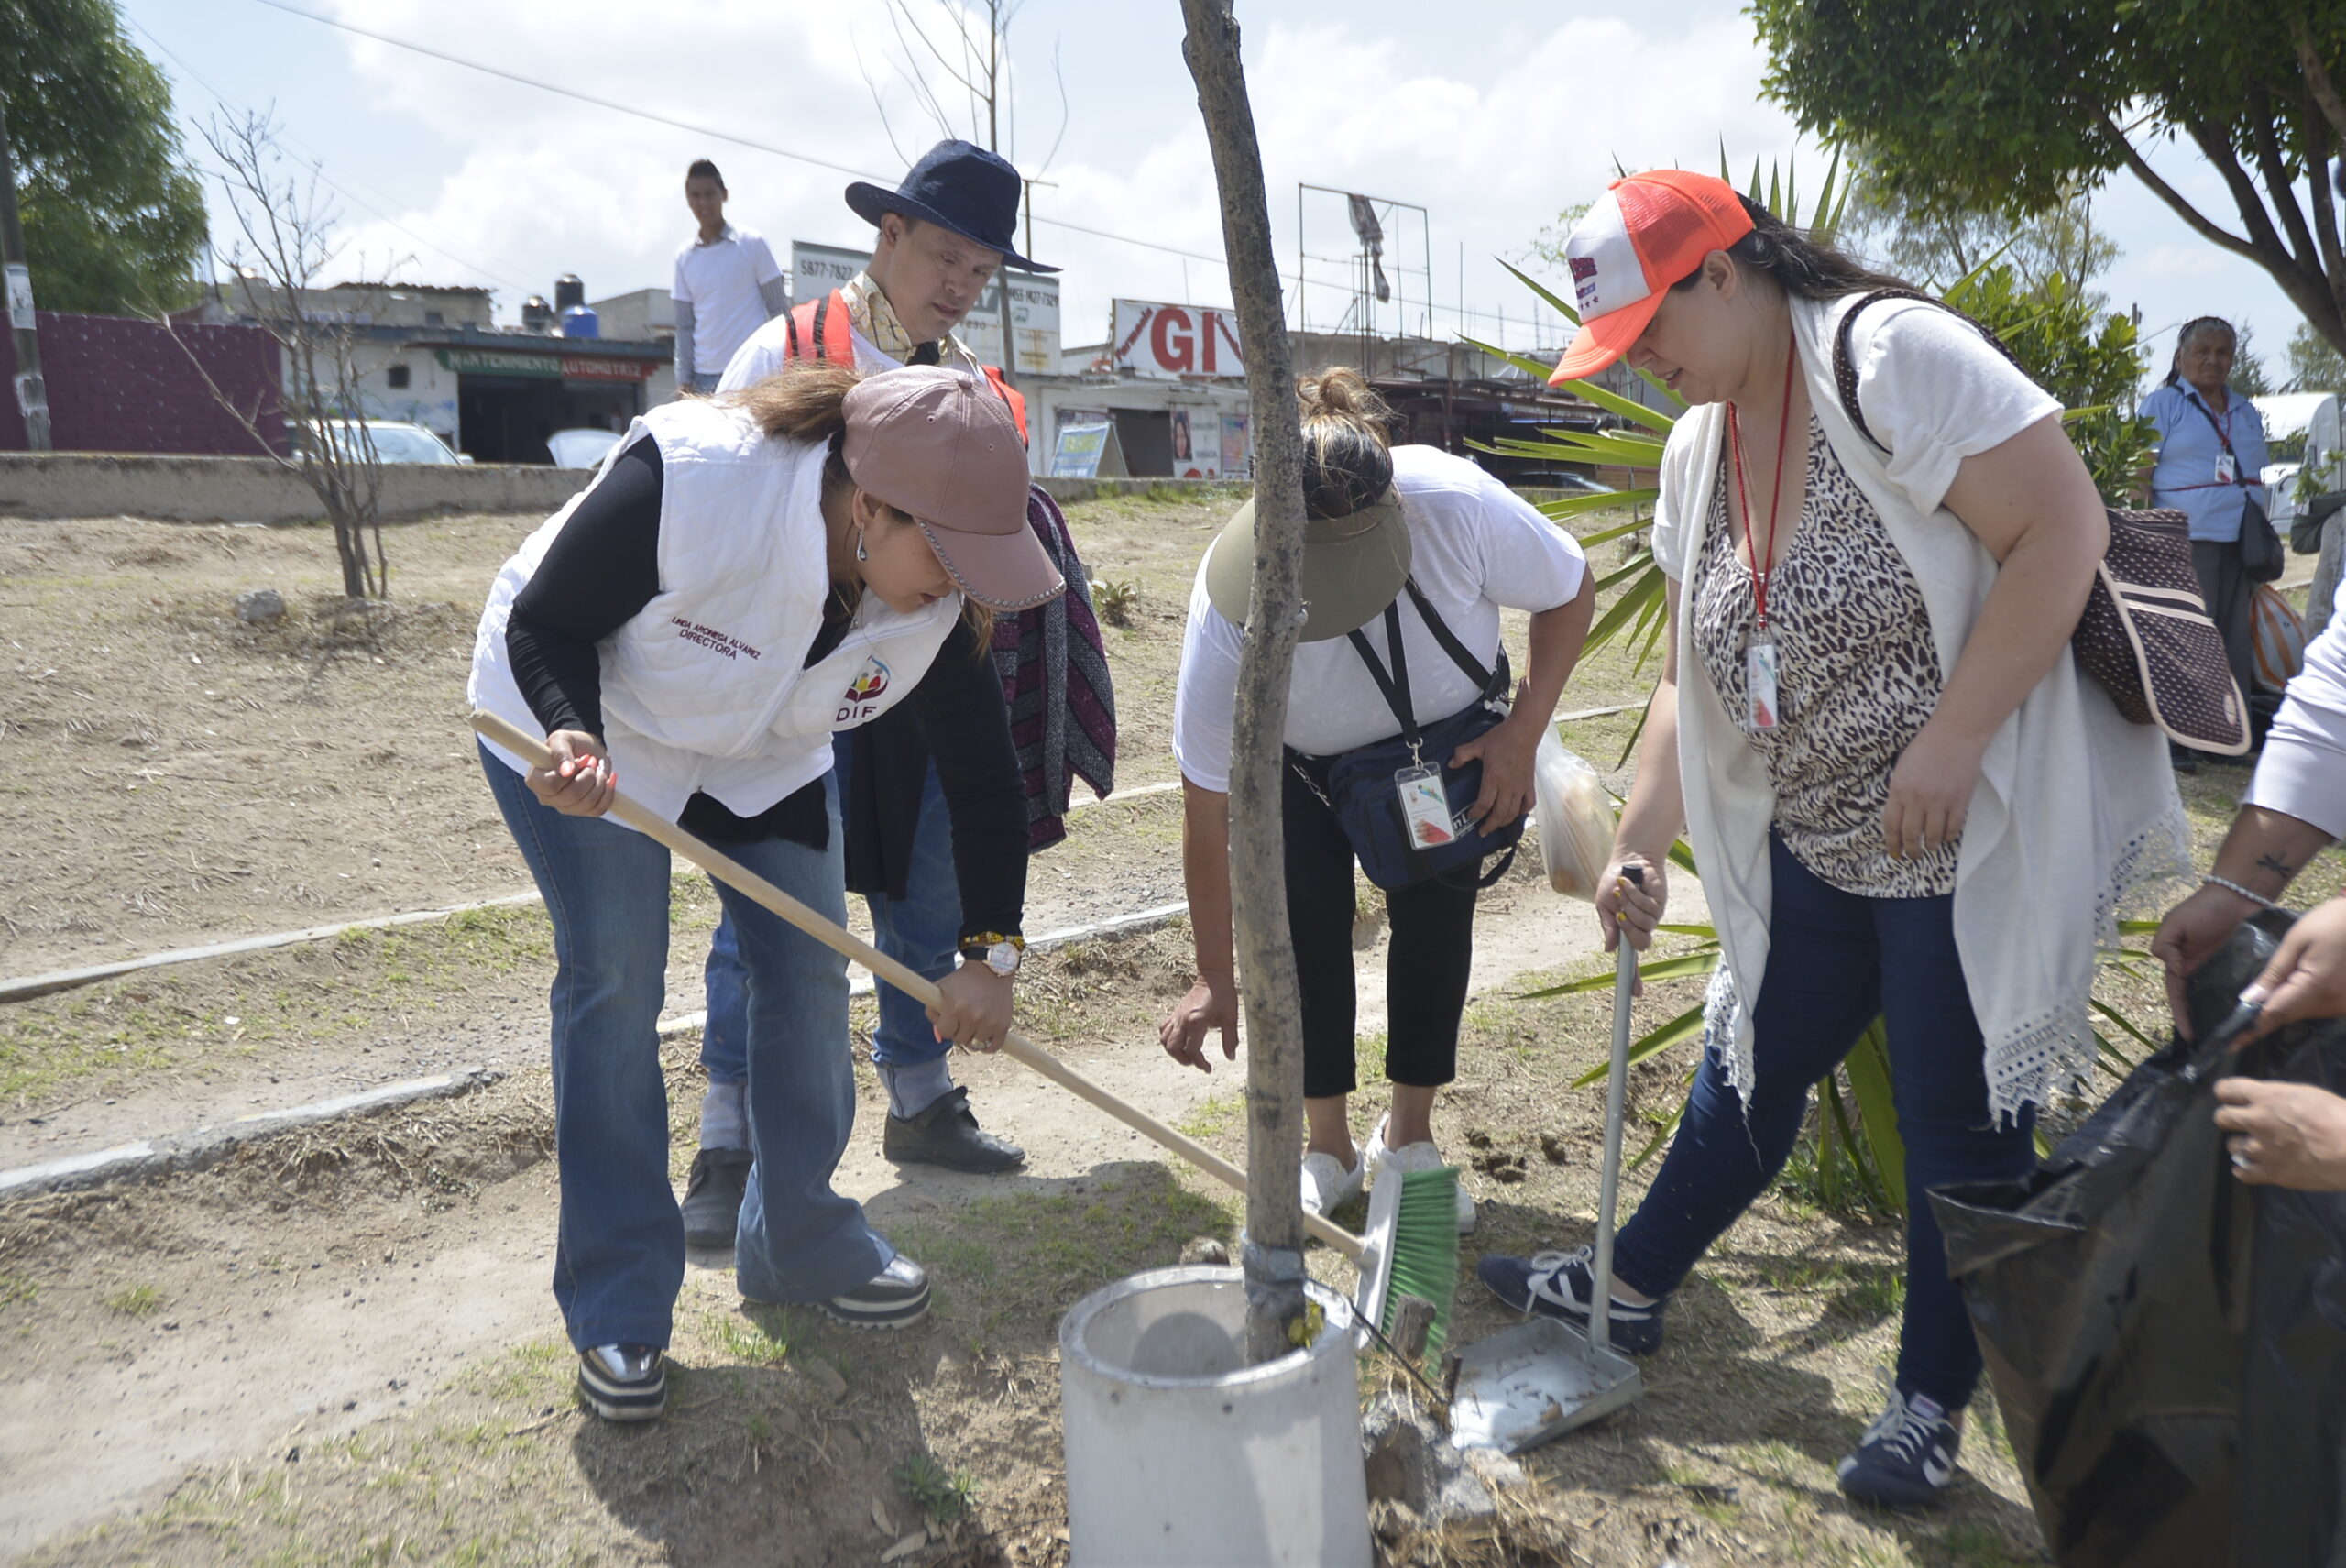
[505,438,1025,942]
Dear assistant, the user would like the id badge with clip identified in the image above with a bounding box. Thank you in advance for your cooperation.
[2215,452,2237,486]
[1744,632,1781,731]
[1394,762,1456,849]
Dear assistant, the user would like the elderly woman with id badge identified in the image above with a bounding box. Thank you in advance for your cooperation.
[1472,171,2181,1508]
[1157,368,1595,1236]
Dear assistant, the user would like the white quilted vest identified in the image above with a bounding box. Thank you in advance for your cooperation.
[468,399,960,825]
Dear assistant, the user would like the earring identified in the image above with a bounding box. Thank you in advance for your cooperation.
[855,528,869,564]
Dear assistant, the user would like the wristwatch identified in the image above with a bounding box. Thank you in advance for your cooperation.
[959,931,1025,978]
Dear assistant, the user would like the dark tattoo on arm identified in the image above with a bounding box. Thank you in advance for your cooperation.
[2256,853,2297,881]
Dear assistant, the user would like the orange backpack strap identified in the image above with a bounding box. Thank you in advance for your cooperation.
[784,291,858,367]
[981,365,1030,444]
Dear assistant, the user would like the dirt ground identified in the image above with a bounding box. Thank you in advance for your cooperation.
[0,496,2321,1566]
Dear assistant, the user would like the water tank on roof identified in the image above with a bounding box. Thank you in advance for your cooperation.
[521,294,555,333]
[554,274,586,313]
[559,303,600,339]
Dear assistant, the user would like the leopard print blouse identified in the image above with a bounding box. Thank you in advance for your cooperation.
[1690,415,1958,898]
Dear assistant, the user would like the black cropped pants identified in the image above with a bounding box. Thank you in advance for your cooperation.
[1281,753,1479,1100]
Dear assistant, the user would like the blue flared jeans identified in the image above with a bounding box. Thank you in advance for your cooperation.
[1608,835,2039,1411]
[701,751,961,1090]
[482,746,893,1350]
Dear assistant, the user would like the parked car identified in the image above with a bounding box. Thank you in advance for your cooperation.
[546,428,625,470]
[301,421,470,466]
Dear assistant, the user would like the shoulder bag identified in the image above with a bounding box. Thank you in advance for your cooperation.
[1299,579,1523,891]
[1831,289,2249,756]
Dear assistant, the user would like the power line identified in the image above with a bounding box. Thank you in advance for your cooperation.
[241,0,1233,269]
[132,15,531,293]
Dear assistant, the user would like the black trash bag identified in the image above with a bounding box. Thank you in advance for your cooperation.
[1929,912,2346,1568]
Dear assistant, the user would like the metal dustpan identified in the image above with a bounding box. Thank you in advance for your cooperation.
[1452,873,1651,1453]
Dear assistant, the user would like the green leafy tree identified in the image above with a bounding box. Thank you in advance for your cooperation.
[1841,153,2116,305]
[1749,0,2346,359]
[2,0,206,315]
[2228,323,2277,397]
[2288,318,2346,391]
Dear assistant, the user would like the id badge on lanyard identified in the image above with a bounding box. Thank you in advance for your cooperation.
[2215,451,2236,486]
[1394,762,1457,848]
[1744,630,1781,731]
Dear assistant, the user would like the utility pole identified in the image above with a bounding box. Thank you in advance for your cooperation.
[0,101,51,451]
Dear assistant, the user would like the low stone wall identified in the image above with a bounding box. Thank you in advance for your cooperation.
[0,454,1603,524]
[0,454,1269,524]
[0,453,592,523]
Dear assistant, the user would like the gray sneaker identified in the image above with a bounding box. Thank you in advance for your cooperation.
[1836,1389,1960,1507]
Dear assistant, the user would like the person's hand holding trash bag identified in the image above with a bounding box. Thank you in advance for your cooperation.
[2198,894,2346,1191]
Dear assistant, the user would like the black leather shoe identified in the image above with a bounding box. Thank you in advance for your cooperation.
[824,1255,931,1328]
[882,1085,1025,1173]
[680,1146,752,1247]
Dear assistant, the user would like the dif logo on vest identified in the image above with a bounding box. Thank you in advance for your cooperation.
[836,656,891,725]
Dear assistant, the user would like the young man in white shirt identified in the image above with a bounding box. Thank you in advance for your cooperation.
[670,159,786,393]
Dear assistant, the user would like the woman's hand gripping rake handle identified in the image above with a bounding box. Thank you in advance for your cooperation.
[469,709,1365,1259]
[1590,864,1644,1354]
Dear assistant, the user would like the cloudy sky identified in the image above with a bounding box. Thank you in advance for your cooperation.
[121,0,2310,385]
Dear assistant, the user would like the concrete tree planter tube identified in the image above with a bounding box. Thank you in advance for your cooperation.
[1058,1266,1372,1567]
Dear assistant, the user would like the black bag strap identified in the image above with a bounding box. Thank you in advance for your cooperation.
[1347,598,1423,752]
[1830,288,2028,454]
[1343,577,1506,751]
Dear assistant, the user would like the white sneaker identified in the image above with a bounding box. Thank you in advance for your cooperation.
[1366,1113,1475,1234]
[1300,1149,1365,1217]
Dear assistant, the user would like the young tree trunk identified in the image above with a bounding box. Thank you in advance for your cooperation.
[1178,0,1311,1365]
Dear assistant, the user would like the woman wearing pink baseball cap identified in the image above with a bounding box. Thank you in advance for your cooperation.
[1476,171,2181,1507]
[466,361,1060,1422]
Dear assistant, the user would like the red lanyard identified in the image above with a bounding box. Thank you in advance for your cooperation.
[1726,326,1799,630]
[2189,389,2237,455]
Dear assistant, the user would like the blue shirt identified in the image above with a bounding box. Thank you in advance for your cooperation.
[2144,382,2268,543]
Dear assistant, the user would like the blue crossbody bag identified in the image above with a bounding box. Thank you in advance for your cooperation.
[1294,579,1521,891]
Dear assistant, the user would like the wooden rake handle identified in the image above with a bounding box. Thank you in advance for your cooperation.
[469,709,1365,1259]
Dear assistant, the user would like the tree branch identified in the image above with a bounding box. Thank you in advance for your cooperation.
[2246,83,2321,278]
[2304,83,2346,334]
[2183,114,2297,264]
[2293,9,2346,151]
[2103,119,2263,263]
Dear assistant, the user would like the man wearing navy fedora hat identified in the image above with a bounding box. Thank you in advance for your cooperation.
[722,139,1057,401]
[682,143,1112,1248]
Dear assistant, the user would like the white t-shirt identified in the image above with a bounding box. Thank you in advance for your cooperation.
[2248,580,2346,839]
[671,226,784,376]
[1172,444,1588,792]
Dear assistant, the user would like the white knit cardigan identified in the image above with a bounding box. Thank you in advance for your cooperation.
[1653,293,2190,1122]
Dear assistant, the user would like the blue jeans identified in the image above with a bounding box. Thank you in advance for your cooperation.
[1609,835,2038,1411]
[483,748,892,1346]
[703,752,961,1091]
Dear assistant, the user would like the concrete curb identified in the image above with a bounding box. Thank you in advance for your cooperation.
[0,903,1190,1202]
[0,783,1186,1007]
[0,1068,501,1201]
[653,899,1191,1036]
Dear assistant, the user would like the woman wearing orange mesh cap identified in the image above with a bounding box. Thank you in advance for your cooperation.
[1475,171,2182,1507]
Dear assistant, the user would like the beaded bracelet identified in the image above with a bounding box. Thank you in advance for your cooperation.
[2204,873,2284,912]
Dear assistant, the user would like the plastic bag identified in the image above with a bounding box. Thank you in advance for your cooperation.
[1532,723,1613,900]
[1929,914,2346,1568]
